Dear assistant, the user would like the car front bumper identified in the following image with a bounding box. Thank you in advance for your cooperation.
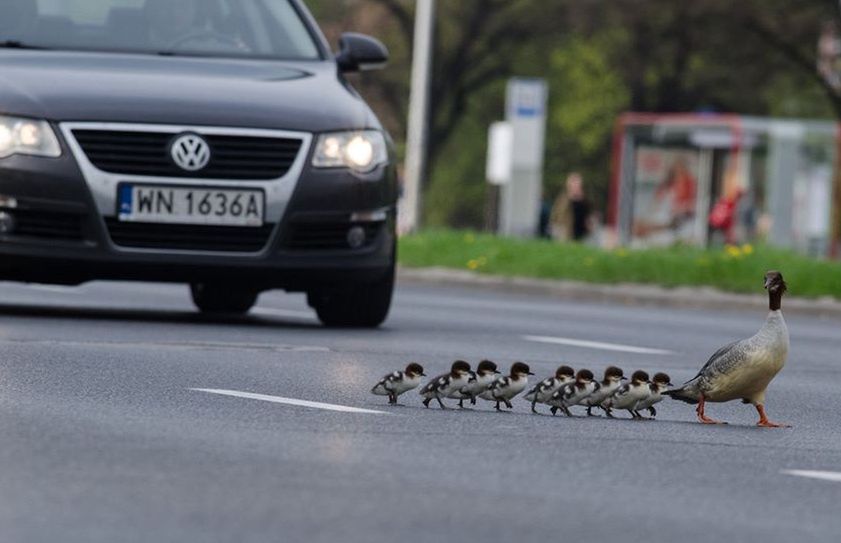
[0,123,397,291]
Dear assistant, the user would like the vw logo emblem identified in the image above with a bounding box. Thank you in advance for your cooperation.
[170,134,211,172]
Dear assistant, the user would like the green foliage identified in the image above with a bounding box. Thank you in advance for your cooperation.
[544,33,630,207]
[400,230,841,299]
[549,35,629,157]
[302,0,841,233]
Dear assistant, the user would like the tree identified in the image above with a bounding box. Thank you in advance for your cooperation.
[306,0,841,237]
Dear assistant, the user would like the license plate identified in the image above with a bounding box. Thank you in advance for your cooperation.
[118,185,265,227]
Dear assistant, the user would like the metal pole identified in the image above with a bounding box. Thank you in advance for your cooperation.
[402,0,436,234]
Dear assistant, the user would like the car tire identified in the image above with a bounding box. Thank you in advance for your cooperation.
[190,283,258,315]
[308,266,394,328]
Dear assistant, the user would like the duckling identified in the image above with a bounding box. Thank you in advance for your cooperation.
[524,365,575,414]
[419,360,472,410]
[452,360,500,408]
[478,362,534,412]
[665,271,790,428]
[371,363,427,405]
[634,372,672,419]
[547,369,597,417]
[602,370,650,419]
[582,366,626,417]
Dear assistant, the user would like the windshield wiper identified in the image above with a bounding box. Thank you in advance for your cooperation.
[0,40,50,50]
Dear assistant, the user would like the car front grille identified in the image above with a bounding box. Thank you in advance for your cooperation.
[104,219,274,252]
[285,221,383,250]
[11,209,85,241]
[72,130,303,180]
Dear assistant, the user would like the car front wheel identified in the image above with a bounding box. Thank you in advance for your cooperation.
[308,268,394,328]
[190,282,258,315]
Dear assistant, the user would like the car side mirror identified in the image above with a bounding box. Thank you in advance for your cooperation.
[336,32,388,73]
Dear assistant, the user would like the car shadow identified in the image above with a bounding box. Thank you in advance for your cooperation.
[0,302,324,330]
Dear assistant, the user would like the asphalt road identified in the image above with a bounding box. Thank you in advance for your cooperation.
[1,279,840,543]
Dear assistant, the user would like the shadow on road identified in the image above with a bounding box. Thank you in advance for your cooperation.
[0,303,323,330]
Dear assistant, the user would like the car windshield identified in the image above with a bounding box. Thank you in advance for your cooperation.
[0,0,321,60]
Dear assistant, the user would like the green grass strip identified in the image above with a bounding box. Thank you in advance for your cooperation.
[398,230,841,300]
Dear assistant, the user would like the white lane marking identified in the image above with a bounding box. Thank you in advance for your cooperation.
[523,335,675,355]
[26,285,82,294]
[190,388,390,415]
[782,470,841,483]
[252,307,316,319]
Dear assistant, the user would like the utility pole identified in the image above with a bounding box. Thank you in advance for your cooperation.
[402,0,436,234]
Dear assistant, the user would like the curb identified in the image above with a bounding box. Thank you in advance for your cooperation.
[396,267,841,318]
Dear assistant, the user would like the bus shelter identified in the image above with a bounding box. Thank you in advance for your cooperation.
[608,113,840,257]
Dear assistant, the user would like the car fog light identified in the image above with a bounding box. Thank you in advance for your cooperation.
[0,211,16,234]
[347,226,366,249]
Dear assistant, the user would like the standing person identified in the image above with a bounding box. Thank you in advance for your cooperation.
[657,157,697,227]
[550,172,592,242]
[709,162,744,245]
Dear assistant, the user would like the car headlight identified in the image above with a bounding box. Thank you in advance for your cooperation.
[0,115,61,159]
[312,130,387,173]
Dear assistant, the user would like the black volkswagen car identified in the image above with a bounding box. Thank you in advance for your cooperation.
[0,0,397,327]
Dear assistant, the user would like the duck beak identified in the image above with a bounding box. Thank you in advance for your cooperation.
[621,376,629,381]
[494,370,501,374]
[421,373,427,377]
[528,372,535,376]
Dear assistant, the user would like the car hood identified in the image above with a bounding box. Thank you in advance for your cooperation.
[0,51,376,132]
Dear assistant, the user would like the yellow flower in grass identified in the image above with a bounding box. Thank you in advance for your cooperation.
[725,245,742,258]
[742,244,754,255]
[467,259,480,270]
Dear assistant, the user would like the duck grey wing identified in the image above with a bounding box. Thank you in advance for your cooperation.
[665,340,747,404]
[695,340,748,382]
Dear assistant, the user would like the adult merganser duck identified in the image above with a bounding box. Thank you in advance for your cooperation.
[452,360,501,408]
[420,360,472,410]
[665,271,791,428]
[523,365,575,414]
[371,363,427,405]
[478,362,534,411]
